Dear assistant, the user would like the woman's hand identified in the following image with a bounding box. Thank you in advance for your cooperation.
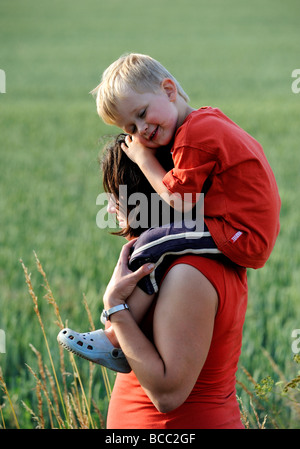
[103,239,155,310]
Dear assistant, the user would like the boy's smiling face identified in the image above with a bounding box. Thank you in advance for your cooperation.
[114,79,179,149]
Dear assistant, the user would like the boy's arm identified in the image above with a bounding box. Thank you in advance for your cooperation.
[121,137,194,212]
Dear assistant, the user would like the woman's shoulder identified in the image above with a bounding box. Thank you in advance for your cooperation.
[164,255,247,308]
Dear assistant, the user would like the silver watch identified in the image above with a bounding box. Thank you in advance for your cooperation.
[103,303,130,321]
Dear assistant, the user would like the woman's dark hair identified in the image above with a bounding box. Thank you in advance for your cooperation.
[100,134,174,238]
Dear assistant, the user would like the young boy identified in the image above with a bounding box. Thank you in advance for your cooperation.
[57,53,281,372]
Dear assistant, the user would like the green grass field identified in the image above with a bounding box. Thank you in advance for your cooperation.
[1,0,300,429]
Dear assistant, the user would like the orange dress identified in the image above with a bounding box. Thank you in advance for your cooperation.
[106,255,248,429]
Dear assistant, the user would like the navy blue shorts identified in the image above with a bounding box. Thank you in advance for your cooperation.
[128,221,221,295]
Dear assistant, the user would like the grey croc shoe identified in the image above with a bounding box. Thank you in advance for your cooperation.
[57,328,131,373]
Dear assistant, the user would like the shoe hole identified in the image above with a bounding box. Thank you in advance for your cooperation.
[112,349,119,358]
[77,341,83,346]
[68,335,74,340]
[62,330,67,335]
[87,345,93,350]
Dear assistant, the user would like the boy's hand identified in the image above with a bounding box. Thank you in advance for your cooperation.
[121,135,156,166]
[120,134,190,212]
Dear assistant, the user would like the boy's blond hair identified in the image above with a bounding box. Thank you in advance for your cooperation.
[91,53,190,125]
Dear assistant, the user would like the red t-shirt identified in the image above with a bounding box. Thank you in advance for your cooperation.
[163,107,281,269]
[106,255,248,429]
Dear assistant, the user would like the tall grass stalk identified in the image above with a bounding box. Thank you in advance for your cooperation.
[16,253,111,428]
[20,257,69,427]
[82,293,112,401]
[237,349,300,428]
[33,252,96,427]
[0,404,6,429]
[0,367,20,429]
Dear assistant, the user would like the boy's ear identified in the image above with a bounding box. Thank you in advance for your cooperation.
[161,78,177,101]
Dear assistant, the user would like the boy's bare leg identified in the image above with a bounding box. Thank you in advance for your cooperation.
[105,287,155,347]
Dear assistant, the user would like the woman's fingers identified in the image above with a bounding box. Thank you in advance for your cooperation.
[129,262,155,282]
[119,239,138,265]
[105,241,155,306]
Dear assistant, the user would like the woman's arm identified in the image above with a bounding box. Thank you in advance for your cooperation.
[103,242,218,413]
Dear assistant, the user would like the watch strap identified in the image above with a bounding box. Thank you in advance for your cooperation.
[104,303,130,321]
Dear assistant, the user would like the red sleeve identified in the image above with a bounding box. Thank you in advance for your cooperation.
[162,145,216,197]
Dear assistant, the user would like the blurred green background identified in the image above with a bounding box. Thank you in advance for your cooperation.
[0,0,299,428]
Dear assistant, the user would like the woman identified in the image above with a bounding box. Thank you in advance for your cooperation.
[103,135,248,429]
[62,135,248,428]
